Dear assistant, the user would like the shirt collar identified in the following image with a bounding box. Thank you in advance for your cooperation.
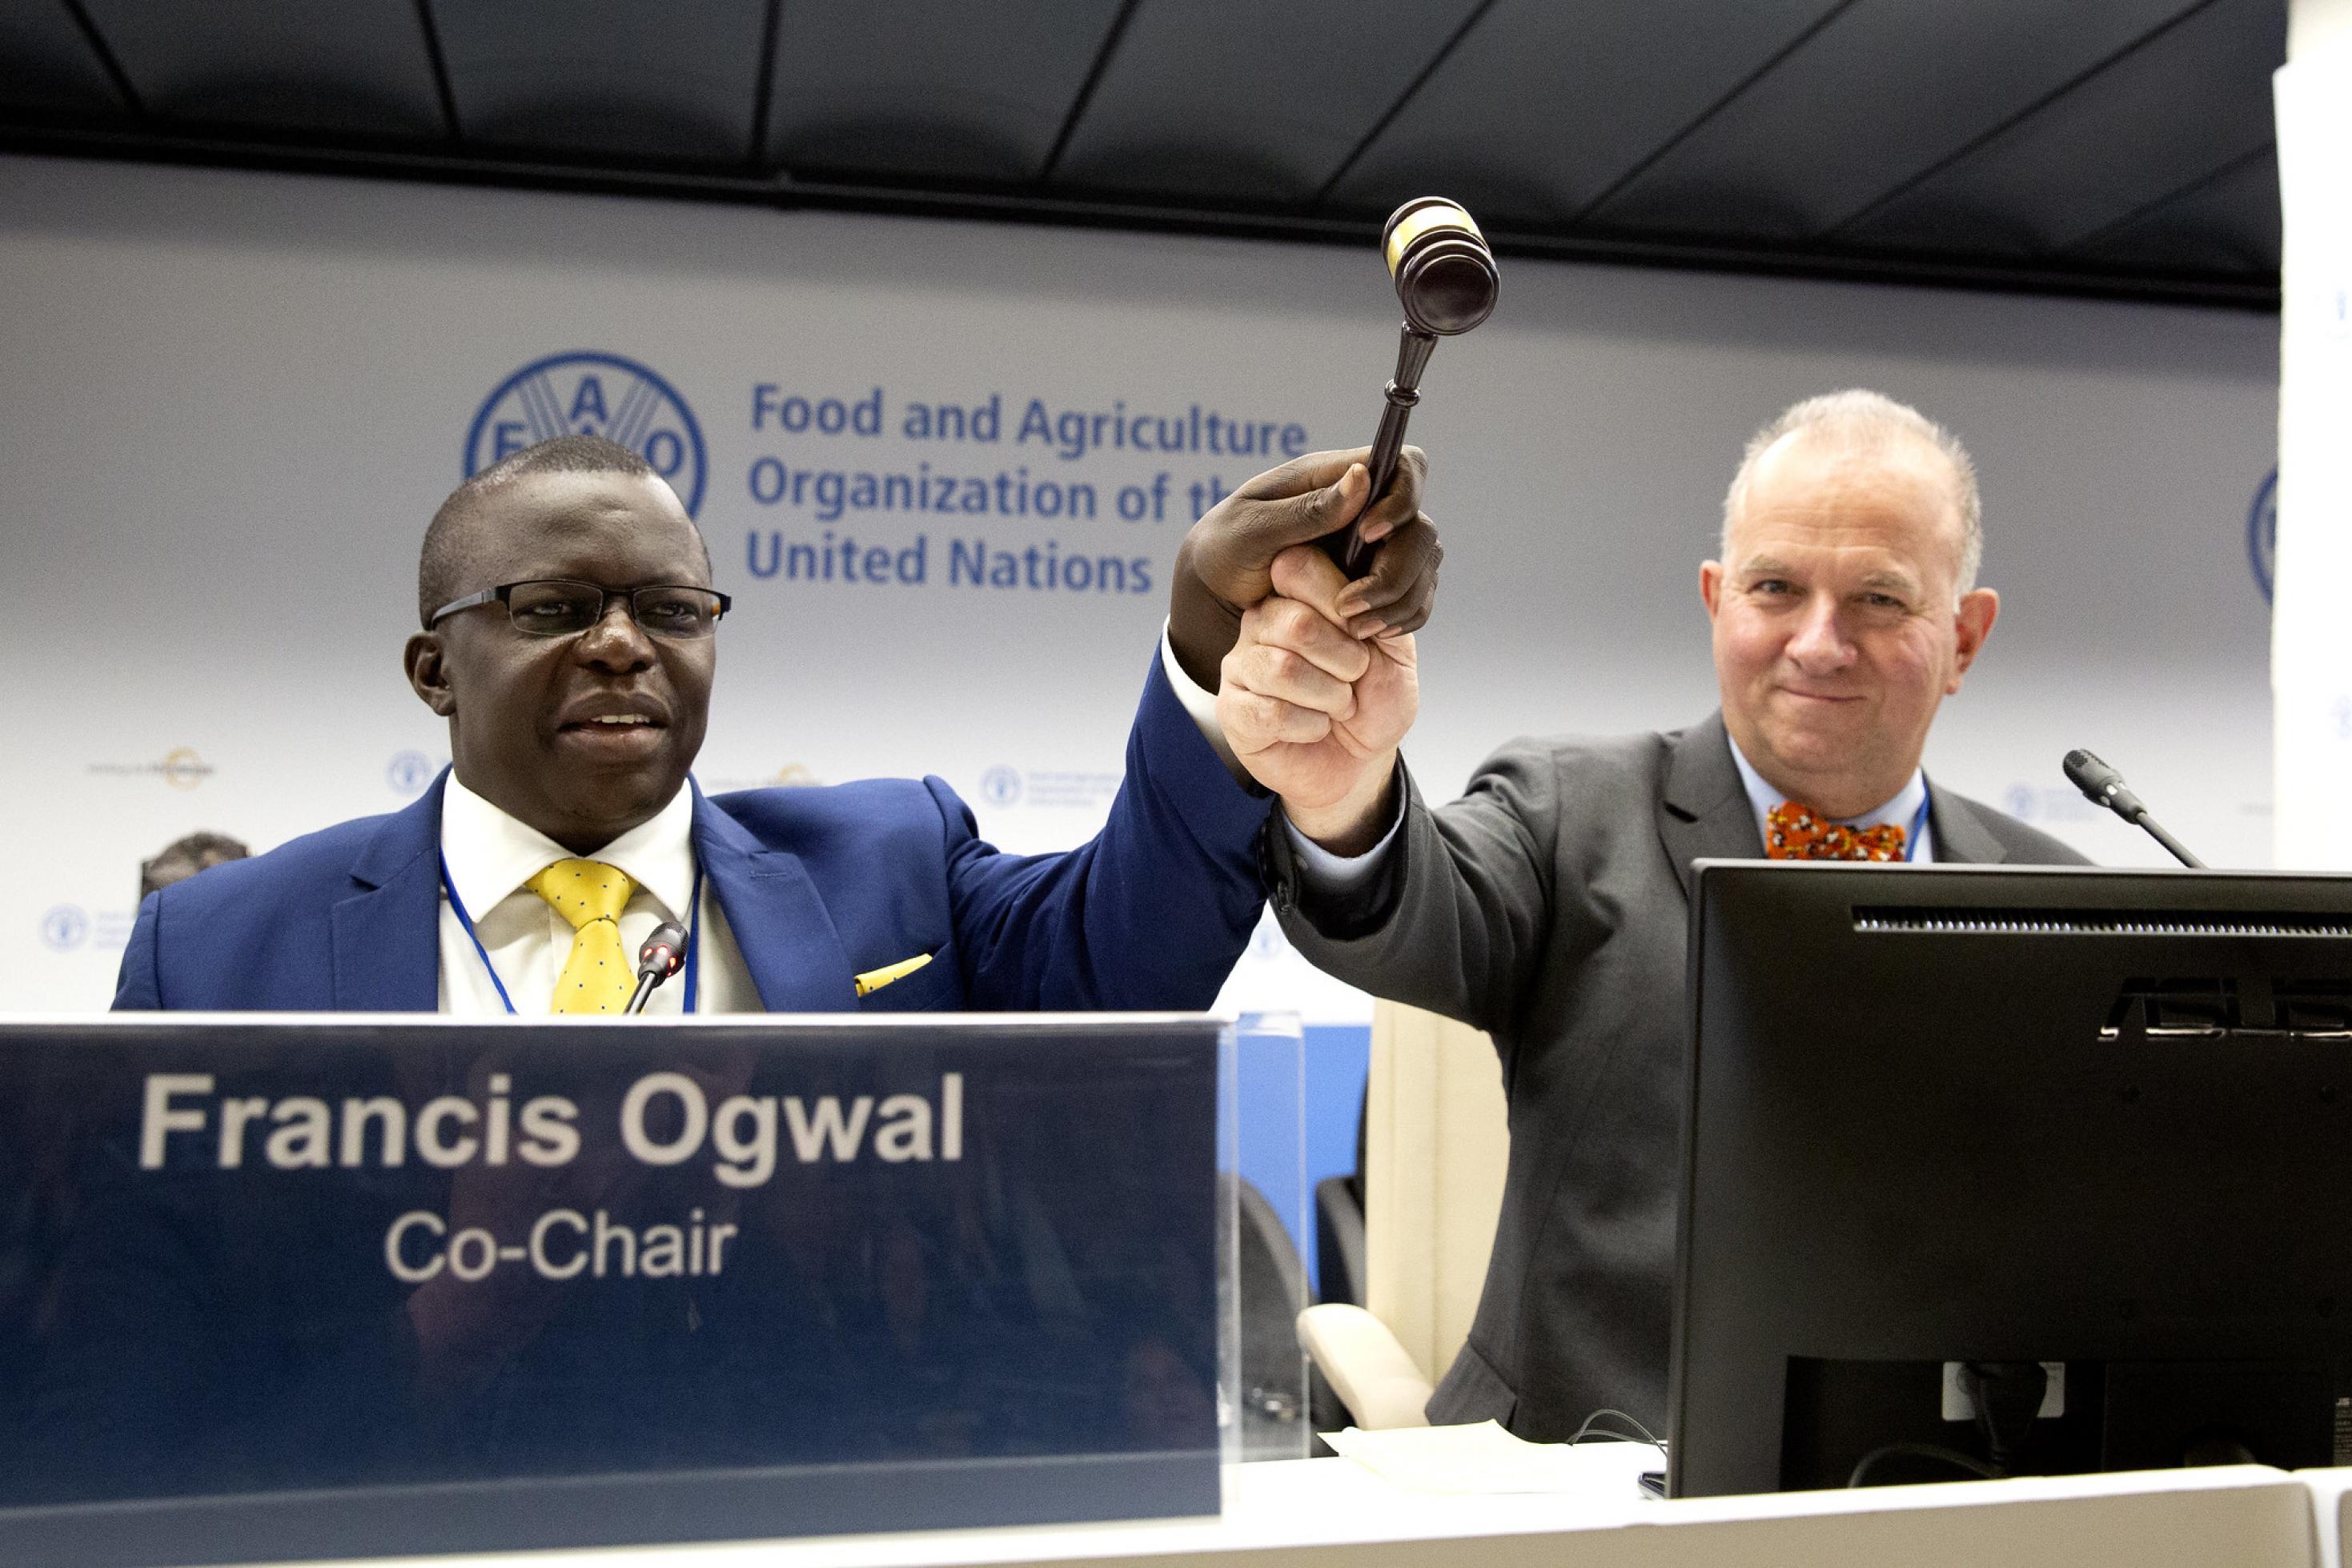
[1725,740,1928,849]
[439,773,698,920]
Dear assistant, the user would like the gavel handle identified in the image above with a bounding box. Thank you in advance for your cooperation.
[1332,326,1439,579]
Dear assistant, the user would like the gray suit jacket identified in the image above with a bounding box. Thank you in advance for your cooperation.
[1265,712,2089,1442]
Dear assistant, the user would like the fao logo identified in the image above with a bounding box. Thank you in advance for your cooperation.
[161,748,210,789]
[387,751,438,796]
[2249,467,2277,604]
[979,766,1022,808]
[40,905,89,953]
[466,352,707,517]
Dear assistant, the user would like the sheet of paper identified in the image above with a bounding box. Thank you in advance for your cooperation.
[1322,1420,1660,1496]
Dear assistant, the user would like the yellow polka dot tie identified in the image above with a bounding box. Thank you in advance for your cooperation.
[526,859,636,1014]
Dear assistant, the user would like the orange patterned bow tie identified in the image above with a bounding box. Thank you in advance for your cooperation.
[1765,801,1908,861]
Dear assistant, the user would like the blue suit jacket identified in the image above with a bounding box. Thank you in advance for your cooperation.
[114,657,1271,1013]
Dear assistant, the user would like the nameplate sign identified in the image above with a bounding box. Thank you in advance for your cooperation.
[0,1015,1222,1565]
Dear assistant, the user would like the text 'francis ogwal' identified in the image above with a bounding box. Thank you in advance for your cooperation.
[137,1071,965,1285]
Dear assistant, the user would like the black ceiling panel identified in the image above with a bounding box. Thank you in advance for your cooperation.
[1323,0,1847,227]
[1048,0,1483,204]
[76,0,443,136]
[0,0,2287,307]
[0,1,129,117]
[433,0,769,161]
[1836,0,2284,256]
[767,0,1125,182]
[2065,146,2281,272]
[1583,0,2206,242]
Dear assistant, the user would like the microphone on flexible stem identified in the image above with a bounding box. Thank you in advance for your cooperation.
[1326,197,1500,578]
[2062,749,2207,868]
[625,921,689,1015]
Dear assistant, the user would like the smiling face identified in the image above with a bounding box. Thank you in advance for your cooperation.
[403,470,716,854]
[1700,430,1999,820]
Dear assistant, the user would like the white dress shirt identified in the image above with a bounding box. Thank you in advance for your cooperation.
[435,773,760,1014]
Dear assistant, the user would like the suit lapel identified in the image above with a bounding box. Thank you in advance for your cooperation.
[330,776,447,1011]
[1656,712,1768,899]
[1926,782,2009,865]
[693,788,858,1012]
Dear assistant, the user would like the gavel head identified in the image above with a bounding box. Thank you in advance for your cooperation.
[1383,197,1499,336]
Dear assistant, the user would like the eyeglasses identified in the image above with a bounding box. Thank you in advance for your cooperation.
[427,579,731,640]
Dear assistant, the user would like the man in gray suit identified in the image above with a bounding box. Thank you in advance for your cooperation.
[1215,389,2086,1442]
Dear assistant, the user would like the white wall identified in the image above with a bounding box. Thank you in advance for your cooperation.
[2290,0,2352,58]
[0,155,2279,1013]
[2274,2,2352,868]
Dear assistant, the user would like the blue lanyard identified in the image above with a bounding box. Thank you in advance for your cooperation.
[440,852,701,1014]
[1905,791,1933,863]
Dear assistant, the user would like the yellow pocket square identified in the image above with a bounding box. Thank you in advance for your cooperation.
[853,952,933,997]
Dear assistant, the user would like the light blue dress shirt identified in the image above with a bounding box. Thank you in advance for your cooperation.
[1726,742,1935,863]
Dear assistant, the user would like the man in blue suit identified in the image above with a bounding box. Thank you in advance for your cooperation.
[114,434,1435,1016]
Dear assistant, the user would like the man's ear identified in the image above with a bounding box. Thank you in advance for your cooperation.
[1949,587,2001,688]
[404,632,456,717]
[1700,559,1724,620]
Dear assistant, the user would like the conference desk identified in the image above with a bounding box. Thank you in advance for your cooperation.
[15,1016,2344,1567]
[231,1451,2323,1568]
[2306,1467,2352,1568]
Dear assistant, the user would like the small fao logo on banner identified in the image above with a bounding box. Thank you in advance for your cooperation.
[979,766,1022,808]
[466,351,707,517]
[386,751,439,796]
[40,905,89,953]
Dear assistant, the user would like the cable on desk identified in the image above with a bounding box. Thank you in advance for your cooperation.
[1567,1407,1667,1454]
[1847,1442,1998,1488]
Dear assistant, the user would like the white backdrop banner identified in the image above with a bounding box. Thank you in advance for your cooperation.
[2274,36,2352,868]
[0,155,2278,1014]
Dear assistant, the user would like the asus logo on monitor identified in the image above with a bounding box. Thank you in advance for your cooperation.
[2101,976,2352,1042]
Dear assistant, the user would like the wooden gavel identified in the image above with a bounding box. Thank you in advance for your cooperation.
[1327,197,1500,578]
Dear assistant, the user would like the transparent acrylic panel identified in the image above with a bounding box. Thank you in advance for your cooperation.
[0,1014,1223,1564]
[1218,1011,1311,1463]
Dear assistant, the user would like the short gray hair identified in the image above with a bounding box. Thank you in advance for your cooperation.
[1720,389,1983,596]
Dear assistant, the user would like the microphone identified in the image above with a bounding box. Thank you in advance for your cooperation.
[1327,197,1500,577]
[2062,749,2206,868]
[625,920,689,1015]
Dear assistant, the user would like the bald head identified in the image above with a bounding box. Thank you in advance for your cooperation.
[1722,390,1981,599]
[419,434,706,625]
[1700,389,2001,820]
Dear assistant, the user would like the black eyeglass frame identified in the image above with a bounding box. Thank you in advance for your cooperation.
[426,579,732,638]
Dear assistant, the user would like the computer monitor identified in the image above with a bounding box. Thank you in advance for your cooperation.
[1668,861,2352,1498]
